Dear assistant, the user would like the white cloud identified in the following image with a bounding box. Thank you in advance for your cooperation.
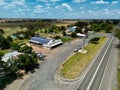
[118,11,120,14]
[50,0,60,2]
[81,11,85,14]
[80,7,84,9]
[91,0,109,4]
[103,8,108,11]
[111,1,119,4]
[72,0,86,3]
[12,0,25,6]
[37,0,60,2]
[0,0,25,9]
[34,5,48,13]
[62,3,72,11]
[18,8,30,12]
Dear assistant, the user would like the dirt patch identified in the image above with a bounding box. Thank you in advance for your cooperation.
[27,43,50,55]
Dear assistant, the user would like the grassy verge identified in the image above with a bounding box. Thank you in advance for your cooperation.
[118,69,120,90]
[60,36,107,79]
[118,48,120,90]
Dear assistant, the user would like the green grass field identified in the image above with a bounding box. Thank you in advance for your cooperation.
[3,27,26,37]
[60,36,107,79]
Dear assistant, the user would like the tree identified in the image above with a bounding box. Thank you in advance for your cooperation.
[0,52,4,60]
[60,26,66,31]
[6,36,13,43]
[18,53,38,70]
[10,42,20,51]
[89,37,100,44]
[74,21,88,28]
[54,35,61,39]
[105,24,113,33]
[0,29,4,36]
[0,36,10,49]
[71,32,77,38]
[75,27,82,33]
[20,45,33,54]
[91,24,100,32]
[62,31,66,36]
[114,29,120,39]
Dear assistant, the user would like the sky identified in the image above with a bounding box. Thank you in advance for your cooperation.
[0,0,120,19]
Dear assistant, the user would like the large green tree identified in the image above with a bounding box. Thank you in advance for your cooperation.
[114,29,120,39]
[20,45,33,54]
[0,29,4,36]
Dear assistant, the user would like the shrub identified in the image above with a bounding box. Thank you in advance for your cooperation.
[89,37,100,44]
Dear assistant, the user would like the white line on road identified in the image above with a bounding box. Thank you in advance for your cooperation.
[98,38,114,90]
[86,36,114,90]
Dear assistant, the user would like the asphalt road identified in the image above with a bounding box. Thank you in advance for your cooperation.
[77,36,115,90]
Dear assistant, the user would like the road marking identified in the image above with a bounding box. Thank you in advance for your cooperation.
[75,36,110,90]
[86,36,114,90]
[98,38,114,90]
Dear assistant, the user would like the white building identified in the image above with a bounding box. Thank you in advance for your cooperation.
[1,51,21,62]
[43,39,63,49]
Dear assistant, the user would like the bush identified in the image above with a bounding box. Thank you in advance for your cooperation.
[54,35,61,39]
[89,37,100,44]
[20,45,32,54]
[10,42,20,51]
[71,32,77,38]
[62,31,66,36]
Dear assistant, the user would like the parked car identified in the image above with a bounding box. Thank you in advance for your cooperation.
[74,48,78,52]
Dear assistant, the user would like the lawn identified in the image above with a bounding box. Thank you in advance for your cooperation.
[60,36,107,79]
[61,37,72,42]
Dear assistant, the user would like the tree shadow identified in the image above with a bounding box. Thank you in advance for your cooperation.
[114,43,120,50]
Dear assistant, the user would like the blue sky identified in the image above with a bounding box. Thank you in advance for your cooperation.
[0,0,120,19]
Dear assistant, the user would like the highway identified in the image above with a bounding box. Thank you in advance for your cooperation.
[77,36,115,90]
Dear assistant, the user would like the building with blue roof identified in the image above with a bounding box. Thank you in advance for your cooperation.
[29,37,63,49]
[29,37,51,45]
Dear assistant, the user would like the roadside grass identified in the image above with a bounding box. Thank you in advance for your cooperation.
[118,49,120,90]
[60,36,107,79]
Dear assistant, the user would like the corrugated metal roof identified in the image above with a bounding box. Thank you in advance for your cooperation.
[29,37,51,45]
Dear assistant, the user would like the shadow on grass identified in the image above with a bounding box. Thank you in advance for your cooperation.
[0,74,17,90]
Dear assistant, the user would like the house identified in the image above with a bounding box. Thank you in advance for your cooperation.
[43,39,63,49]
[1,51,21,62]
[29,37,51,45]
